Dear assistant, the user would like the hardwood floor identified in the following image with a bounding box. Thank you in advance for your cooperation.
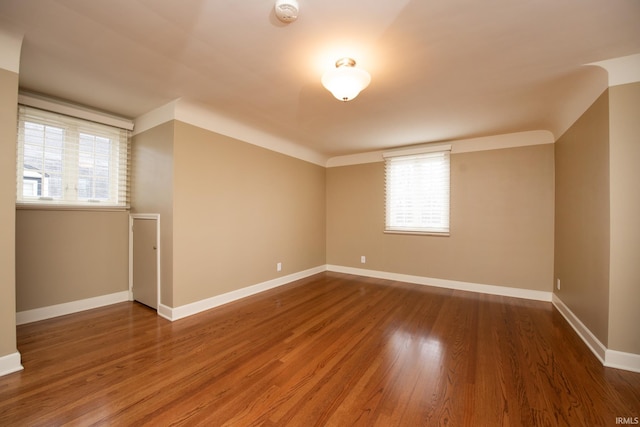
[1,272,639,426]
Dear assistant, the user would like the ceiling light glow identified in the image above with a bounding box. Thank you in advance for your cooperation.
[321,58,371,102]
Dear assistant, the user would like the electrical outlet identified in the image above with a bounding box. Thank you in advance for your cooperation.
[556,278,561,290]
[361,255,366,264]
[277,262,282,272]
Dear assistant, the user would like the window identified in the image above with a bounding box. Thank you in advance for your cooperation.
[384,144,451,235]
[16,105,131,208]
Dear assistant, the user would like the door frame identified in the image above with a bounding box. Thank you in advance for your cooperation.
[129,213,161,313]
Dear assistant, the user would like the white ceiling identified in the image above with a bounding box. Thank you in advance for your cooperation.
[1,0,639,159]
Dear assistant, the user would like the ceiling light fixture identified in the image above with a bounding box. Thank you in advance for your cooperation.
[321,57,371,102]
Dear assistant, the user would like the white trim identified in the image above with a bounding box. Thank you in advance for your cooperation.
[133,101,554,170]
[604,350,640,373]
[18,91,134,131]
[157,304,173,322]
[129,213,161,312]
[16,204,128,212]
[133,99,328,167]
[383,143,451,158]
[590,53,640,87]
[0,352,23,377]
[552,294,640,373]
[326,150,384,168]
[551,294,607,364]
[326,130,555,167]
[326,265,552,302]
[162,265,326,321]
[450,130,554,154]
[16,291,130,325]
[174,100,328,166]
[132,100,178,136]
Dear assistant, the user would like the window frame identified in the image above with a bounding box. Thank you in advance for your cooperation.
[383,144,451,236]
[16,103,132,210]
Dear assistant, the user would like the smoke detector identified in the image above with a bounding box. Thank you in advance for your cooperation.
[275,0,299,23]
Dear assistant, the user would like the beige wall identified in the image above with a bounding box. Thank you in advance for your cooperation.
[15,210,129,311]
[171,121,326,307]
[131,121,175,307]
[15,118,328,313]
[327,144,555,291]
[554,90,610,345]
[0,68,18,357]
[608,82,640,354]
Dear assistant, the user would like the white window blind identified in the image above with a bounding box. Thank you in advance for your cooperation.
[384,145,451,234]
[16,105,131,208]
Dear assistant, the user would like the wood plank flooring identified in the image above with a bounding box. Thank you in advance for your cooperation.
[1,272,639,426]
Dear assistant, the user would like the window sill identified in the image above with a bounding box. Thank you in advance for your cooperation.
[16,203,130,212]
[384,230,450,237]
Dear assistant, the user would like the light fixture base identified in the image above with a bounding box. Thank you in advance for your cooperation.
[275,0,299,23]
[335,57,356,68]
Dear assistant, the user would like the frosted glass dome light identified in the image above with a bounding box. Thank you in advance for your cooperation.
[321,58,371,102]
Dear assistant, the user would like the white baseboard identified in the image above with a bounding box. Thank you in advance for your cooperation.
[605,350,640,373]
[551,293,607,363]
[157,303,173,322]
[326,265,553,302]
[16,291,130,325]
[13,267,639,373]
[162,265,327,321]
[552,294,640,373]
[0,352,23,377]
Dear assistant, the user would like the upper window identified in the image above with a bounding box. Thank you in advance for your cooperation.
[16,105,131,208]
[384,145,451,235]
